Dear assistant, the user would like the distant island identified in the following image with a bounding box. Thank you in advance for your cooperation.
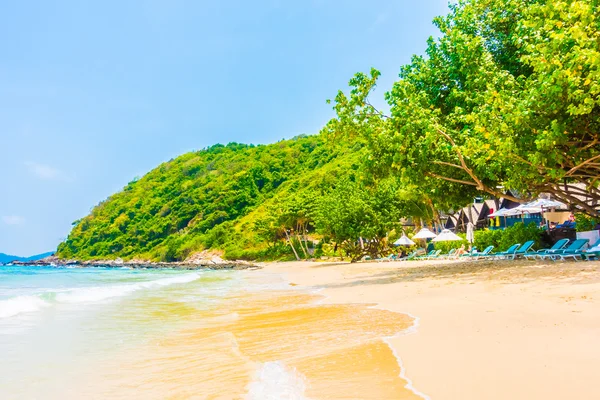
[0,252,55,265]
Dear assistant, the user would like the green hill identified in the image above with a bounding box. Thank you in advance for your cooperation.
[57,134,363,261]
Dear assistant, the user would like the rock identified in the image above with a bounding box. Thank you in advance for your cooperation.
[8,252,260,270]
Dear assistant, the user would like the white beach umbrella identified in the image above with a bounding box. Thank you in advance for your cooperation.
[413,228,437,239]
[394,234,415,246]
[488,207,520,217]
[466,222,475,244]
[432,229,464,242]
[524,199,566,209]
[514,203,543,214]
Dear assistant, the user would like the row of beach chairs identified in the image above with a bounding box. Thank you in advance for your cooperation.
[375,238,599,262]
[459,238,599,261]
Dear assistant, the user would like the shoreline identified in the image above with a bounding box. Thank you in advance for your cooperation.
[4,256,260,270]
[262,258,600,399]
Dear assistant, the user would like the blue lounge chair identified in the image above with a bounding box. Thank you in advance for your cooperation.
[377,254,397,262]
[583,250,600,261]
[563,239,600,261]
[463,245,494,260]
[416,250,436,260]
[540,239,589,261]
[489,243,521,260]
[441,248,457,259]
[459,248,478,258]
[523,238,569,260]
[400,251,419,261]
[512,241,536,260]
[424,250,442,260]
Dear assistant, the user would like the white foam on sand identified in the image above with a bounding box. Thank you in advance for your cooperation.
[383,312,431,400]
[246,361,309,400]
[0,295,50,319]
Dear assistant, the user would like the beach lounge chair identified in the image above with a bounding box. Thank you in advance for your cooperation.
[459,247,478,258]
[523,238,569,260]
[428,249,453,260]
[416,250,436,260]
[424,250,442,260]
[441,249,456,259]
[539,239,589,261]
[489,243,521,260]
[463,245,494,260]
[562,239,600,261]
[584,252,600,260]
[377,254,396,262]
[512,241,536,260]
[583,245,600,261]
[399,251,418,261]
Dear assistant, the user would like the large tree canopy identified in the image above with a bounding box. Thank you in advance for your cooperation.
[314,177,407,262]
[328,0,600,216]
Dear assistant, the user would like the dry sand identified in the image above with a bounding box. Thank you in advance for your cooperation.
[262,258,600,399]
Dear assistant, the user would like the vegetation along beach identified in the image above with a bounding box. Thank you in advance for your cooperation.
[1,0,599,399]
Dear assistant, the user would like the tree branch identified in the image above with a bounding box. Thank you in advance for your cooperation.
[433,127,488,191]
[433,161,465,170]
[425,172,478,186]
[564,154,600,177]
[547,185,600,216]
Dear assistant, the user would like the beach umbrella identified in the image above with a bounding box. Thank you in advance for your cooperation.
[489,208,520,217]
[432,229,464,242]
[466,222,475,244]
[524,199,566,209]
[514,204,543,214]
[413,228,437,239]
[394,234,415,246]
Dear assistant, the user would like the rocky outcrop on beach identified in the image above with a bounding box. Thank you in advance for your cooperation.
[9,251,260,270]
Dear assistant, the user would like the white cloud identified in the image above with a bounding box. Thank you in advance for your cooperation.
[2,215,25,225]
[24,161,72,182]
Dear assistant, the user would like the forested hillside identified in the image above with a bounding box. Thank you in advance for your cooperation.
[58,0,600,262]
[57,135,368,261]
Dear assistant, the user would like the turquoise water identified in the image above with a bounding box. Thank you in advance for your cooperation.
[0,265,417,399]
[0,265,241,399]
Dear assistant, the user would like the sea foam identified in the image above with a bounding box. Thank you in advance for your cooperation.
[246,361,308,400]
[55,272,202,304]
[0,272,203,318]
[0,295,50,319]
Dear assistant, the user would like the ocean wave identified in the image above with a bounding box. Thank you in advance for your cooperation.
[246,361,308,400]
[0,295,50,318]
[55,272,203,304]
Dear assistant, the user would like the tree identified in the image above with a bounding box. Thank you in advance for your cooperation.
[327,0,600,216]
[315,177,405,262]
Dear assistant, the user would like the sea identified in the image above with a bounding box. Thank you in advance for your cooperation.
[0,265,421,399]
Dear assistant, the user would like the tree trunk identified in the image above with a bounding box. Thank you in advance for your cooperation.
[302,229,311,258]
[284,229,300,261]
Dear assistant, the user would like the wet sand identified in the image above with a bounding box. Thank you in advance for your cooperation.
[262,259,600,399]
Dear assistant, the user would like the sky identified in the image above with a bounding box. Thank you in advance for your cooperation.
[0,0,449,256]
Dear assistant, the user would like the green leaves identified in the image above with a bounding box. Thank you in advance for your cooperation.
[314,177,406,262]
[327,0,600,216]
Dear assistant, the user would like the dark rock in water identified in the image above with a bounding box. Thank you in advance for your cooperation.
[10,255,260,270]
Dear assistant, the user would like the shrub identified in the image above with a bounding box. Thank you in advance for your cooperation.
[473,229,503,252]
[433,233,468,253]
[499,222,543,251]
[575,214,599,232]
[472,223,543,252]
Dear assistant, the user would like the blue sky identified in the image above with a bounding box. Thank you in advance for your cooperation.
[0,0,449,256]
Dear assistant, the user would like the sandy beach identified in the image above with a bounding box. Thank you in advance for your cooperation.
[262,258,600,399]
